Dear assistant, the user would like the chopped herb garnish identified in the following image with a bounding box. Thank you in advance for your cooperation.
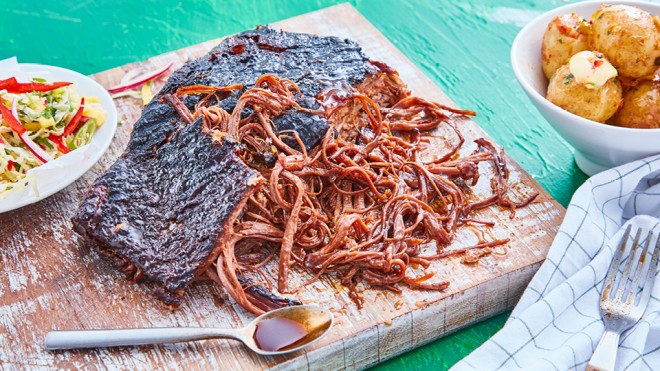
[564,73,574,85]
[34,137,55,150]
[613,76,619,83]
[43,105,56,119]
[15,163,21,171]
[31,77,46,83]
[598,13,604,20]
[558,38,563,44]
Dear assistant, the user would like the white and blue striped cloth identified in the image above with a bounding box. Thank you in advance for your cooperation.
[454,154,660,371]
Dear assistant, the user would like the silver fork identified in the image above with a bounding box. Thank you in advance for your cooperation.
[586,225,660,371]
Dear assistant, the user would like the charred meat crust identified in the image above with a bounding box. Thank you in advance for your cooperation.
[161,26,374,103]
[73,119,264,293]
[129,26,379,155]
[238,276,302,312]
[73,26,409,308]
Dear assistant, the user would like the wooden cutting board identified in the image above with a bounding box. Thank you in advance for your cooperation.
[0,4,565,369]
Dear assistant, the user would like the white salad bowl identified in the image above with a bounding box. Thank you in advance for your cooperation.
[0,61,118,213]
[511,0,660,176]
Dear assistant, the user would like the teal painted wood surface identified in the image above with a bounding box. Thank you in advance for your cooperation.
[0,0,587,369]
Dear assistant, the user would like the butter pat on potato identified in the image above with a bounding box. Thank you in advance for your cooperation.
[547,63,622,123]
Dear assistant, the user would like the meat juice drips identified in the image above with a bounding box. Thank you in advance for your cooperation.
[253,317,309,352]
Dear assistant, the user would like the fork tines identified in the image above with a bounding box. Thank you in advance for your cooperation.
[602,225,660,308]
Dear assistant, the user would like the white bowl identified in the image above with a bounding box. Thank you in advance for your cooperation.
[511,0,660,176]
[0,62,118,213]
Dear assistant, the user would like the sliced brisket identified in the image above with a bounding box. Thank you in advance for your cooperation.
[73,26,408,308]
[128,26,385,155]
[73,119,263,297]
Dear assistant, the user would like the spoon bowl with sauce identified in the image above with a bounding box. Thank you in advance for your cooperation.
[44,305,333,356]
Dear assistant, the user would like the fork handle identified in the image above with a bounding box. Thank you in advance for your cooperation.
[586,330,620,371]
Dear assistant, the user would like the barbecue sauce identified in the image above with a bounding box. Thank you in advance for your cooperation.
[253,317,308,352]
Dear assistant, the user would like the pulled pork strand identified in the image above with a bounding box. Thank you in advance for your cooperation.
[174,74,537,314]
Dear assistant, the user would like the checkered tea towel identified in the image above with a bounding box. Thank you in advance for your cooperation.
[453,154,660,371]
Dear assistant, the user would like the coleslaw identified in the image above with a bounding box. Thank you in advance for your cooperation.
[0,77,106,194]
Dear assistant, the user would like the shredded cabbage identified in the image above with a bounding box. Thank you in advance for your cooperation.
[0,79,106,194]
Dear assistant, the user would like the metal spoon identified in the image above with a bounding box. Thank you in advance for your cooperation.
[44,305,333,356]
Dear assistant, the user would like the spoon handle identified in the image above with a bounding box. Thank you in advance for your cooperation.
[44,327,242,350]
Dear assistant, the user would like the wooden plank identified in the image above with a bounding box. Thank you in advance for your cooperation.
[0,4,565,370]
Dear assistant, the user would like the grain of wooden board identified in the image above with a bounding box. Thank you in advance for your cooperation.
[0,4,565,369]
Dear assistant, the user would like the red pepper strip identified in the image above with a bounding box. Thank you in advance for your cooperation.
[7,160,14,171]
[0,77,18,90]
[3,81,72,94]
[0,101,52,163]
[0,103,26,135]
[61,98,85,137]
[48,133,71,154]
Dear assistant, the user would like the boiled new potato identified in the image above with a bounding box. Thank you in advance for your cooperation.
[542,14,591,80]
[547,55,622,123]
[591,4,660,78]
[614,81,660,129]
